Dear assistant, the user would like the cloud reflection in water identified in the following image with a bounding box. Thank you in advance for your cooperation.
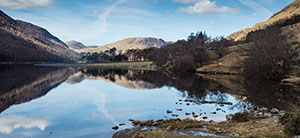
[0,115,50,134]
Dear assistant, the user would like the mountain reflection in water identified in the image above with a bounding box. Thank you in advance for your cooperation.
[0,65,299,138]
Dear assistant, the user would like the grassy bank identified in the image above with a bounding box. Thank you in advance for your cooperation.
[34,61,156,70]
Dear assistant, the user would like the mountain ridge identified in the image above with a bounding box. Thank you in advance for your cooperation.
[77,37,167,53]
[66,40,87,50]
[0,10,79,62]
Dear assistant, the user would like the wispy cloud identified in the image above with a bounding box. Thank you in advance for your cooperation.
[172,0,200,3]
[95,0,126,35]
[0,0,52,9]
[238,0,272,17]
[174,0,238,14]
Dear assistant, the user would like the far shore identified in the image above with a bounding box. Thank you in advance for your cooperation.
[0,61,156,70]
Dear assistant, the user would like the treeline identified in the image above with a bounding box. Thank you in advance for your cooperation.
[80,47,160,63]
[81,32,237,72]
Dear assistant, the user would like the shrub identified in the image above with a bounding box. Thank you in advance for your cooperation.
[279,112,300,136]
[231,112,251,122]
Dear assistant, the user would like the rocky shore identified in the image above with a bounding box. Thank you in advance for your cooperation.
[112,107,300,138]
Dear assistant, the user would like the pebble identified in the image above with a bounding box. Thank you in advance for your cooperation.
[258,112,263,117]
[261,107,268,112]
[186,103,190,106]
[185,113,191,115]
[119,123,125,126]
[176,109,182,111]
[226,114,233,120]
[271,108,279,114]
[264,113,272,117]
[167,110,172,114]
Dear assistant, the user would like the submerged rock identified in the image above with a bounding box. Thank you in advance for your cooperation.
[167,110,172,114]
[112,126,119,130]
[171,114,179,117]
[129,119,134,122]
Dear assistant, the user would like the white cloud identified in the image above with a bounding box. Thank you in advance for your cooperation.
[175,0,238,14]
[0,115,50,134]
[0,0,52,9]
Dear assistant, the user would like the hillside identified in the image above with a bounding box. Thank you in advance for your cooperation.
[0,10,79,62]
[200,0,300,75]
[227,0,300,41]
[66,40,87,50]
[77,37,166,53]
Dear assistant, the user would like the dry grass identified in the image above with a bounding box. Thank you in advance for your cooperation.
[132,119,204,131]
[208,122,288,138]
[130,119,289,138]
[138,130,232,138]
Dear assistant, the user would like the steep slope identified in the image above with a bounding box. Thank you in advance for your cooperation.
[66,40,87,50]
[77,37,166,53]
[227,0,300,41]
[0,10,79,62]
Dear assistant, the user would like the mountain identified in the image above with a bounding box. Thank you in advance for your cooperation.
[0,10,79,62]
[227,0,300,41]
[77,37,167,53]
[66,40,87,50]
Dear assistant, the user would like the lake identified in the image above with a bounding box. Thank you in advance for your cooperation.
[0,65,299,138]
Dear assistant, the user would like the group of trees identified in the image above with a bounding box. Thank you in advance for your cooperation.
[81,47,160,63]
[151,32,234,72]
[81,48,126,63]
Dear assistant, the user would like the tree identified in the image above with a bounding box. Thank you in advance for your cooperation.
[243,26,298,80]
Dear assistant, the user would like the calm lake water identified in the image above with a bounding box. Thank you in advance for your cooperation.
[0,65,299,138]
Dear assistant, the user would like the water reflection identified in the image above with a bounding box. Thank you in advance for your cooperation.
[0,65,299,137]
[0,65,77,113]
[0,115,50,134]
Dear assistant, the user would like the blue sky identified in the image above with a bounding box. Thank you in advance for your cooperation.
[0,0,294,46]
